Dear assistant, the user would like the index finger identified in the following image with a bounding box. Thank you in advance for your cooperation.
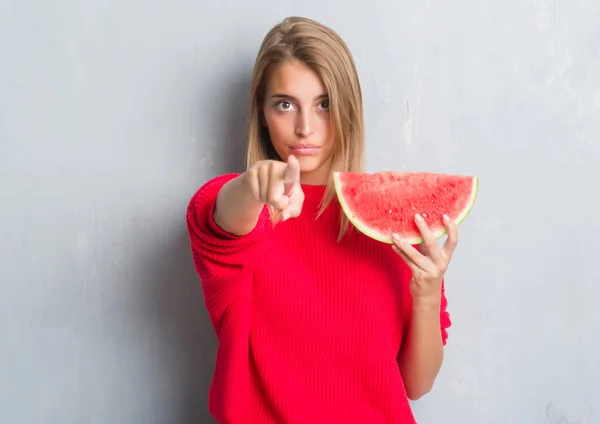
[283,155,300,191]
[414,213,444,265]
[441,214,459,258]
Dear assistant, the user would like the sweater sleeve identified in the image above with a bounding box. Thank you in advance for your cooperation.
[439,278,451,346]
[186,173,270,336]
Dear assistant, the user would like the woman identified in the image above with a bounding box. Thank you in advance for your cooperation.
[187,16,456,423]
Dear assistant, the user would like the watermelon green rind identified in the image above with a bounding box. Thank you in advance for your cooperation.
[333,171,479,245]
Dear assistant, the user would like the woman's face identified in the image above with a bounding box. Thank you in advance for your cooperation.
[262,59,334,185]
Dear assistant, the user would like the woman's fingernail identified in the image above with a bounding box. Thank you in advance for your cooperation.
[392,233,400,241]
[443,214,450,222]
[415,214,423,223]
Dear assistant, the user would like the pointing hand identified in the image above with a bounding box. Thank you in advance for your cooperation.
[246,155,305,221]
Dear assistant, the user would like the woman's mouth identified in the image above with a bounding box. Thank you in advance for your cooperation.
[289,144,320,155]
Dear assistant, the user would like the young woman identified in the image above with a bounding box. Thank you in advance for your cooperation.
[187,16,457,424]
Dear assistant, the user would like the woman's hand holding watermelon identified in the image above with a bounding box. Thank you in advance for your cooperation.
[393,213,457,398]
[391,213,458,306]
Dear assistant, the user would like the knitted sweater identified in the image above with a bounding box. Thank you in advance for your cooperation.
[186,173,451,424]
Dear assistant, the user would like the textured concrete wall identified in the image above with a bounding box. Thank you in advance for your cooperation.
[1,1,599,422]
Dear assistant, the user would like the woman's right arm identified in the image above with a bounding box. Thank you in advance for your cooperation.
[186,155,303,334]
[213,172,267,237]
[214,155,304,236]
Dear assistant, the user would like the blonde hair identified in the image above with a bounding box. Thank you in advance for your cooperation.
[245,17,365,240]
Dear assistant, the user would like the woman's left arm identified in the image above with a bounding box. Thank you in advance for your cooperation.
[392,213,458,400]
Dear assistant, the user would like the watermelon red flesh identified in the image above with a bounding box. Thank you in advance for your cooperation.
[333,171,478,244]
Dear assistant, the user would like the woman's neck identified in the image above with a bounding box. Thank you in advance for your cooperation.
[299,160,332,185]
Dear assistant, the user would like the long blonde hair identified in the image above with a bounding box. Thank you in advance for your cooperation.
[246,16,365,240]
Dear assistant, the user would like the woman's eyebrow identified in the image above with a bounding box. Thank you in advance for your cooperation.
[270,93,328,101]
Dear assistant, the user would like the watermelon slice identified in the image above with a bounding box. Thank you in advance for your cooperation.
[333,171,478,244]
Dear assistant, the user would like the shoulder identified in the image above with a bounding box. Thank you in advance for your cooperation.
[342,227,410,266]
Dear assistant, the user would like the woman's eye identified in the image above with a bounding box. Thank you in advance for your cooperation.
[319,100,329,110]
[277,101,293,111]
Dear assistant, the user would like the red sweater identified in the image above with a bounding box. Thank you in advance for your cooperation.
[186,173,451,424]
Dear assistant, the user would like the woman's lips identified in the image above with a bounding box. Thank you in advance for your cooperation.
[289,144,320,155]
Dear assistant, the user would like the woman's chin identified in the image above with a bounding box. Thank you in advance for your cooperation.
[296,156,322,171]
[297,157,331,184]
